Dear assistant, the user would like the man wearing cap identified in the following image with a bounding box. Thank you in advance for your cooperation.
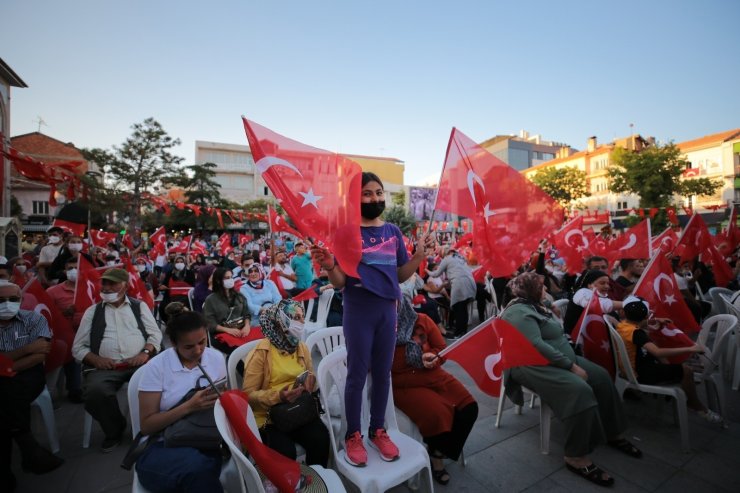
[1,282,64,491]
[72,268,161,452]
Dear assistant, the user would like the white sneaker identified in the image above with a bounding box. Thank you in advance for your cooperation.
[698,409,723,425]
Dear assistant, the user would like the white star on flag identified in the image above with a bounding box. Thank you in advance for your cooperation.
[600,339,610,353]
[664,294,677,305]
[299,188,323,208]
[483,203,495,222]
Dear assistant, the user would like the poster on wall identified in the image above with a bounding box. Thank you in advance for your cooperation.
[409,186,450,221]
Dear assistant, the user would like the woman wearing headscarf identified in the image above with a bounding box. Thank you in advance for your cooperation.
[563,270,624,335]
[239,264,282,320]
[241,300,329,466]
[391,297,478,486]
[426,248,477,338]
[191,264,215,313]
[159,255,196,322]
[500,272,640,488]
[203,267,255,354]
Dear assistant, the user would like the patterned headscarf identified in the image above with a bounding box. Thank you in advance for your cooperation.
[505,271,550,316]
[396,296,424,368]
[259,299,303,353]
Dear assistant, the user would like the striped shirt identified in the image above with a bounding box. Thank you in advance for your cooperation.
[0,310,52,352]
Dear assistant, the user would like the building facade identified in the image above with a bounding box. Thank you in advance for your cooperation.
[480,129,576,171]
[677,129,740,208]
[0,58,27,217]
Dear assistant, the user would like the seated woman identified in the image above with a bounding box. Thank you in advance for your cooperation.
[501,272,640,488]
[616,296,723,424]
[191,264,216,313]
[563,270,624,335]
[135,304,226,493]
[203,267,257,354]
[242,300,330,467]
[159,255,195,322]
[391,298,478,486]
[239,264,282,320]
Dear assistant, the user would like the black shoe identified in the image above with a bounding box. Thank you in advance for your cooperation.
[21,447,64,474]
[100,436,122,454]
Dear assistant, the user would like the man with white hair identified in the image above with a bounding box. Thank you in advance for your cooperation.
[0,282,64,491]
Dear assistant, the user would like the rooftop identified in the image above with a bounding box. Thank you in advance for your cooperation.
[677,129,740,152]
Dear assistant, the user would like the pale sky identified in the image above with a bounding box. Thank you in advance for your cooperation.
[2,0,739,186]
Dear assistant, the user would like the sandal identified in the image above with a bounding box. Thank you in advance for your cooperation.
[608,438,642,458]
[429,450,450,486]
[565,462,614,487]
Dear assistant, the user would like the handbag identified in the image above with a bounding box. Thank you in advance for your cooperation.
[266,391,322,433]
[163,378,223,452]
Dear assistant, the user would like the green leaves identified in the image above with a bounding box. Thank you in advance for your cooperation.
[383,205,417,235]
[529,166,590,206]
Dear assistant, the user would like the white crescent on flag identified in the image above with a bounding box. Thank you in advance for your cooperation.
[484,352,503,381]
[34,304,52,324]
[660,326,683,337]
[565,229,588,249]
[619,233,637,251]
[255,156,304,177]
[653,273,677,304]
[467,170,486,207]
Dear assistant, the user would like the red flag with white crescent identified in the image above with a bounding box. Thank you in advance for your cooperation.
[439,318,548,397]
[648,323,695,364]
[571,290,615,378]
[21,277,75,370]
[607,218,651,261]
[123,260,154,310]
[74,256,103,313]
[549,216,588,274]
[651,227,679,255]
[149,226,167,255]
[90,229,118,248]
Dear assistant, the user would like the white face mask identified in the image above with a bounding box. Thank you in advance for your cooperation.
[68,243,83,252]
[222,278,235,289]
[285,320,305,343]
[0,301,21,320]
[66,268,78,282]
[48,235,60,244]
[16,265,27,274]
[175,262,186,271]
[101,291,121,303]
[136,264,146,272]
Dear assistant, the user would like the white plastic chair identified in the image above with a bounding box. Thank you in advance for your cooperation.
[316,347,434,493]
[30,386,60,453]
[304,289,335,339]
[494,376,552,454]
[697,315,736,421]
[226,339,262,390]
[719,294,740,390]
[606,324,691,452]
[186,288,195,311]
[305,326,344,368]
[552,299,569,320]
[708,287,734,316]
[214,400,346,493]
[484,277,499,319]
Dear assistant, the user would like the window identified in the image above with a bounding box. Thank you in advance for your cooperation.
[263,186,269,196]
[32,201,49,215]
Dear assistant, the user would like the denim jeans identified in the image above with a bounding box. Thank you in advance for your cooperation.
[136,441,222,493]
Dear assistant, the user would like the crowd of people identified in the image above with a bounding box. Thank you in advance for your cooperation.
[2,172,736,491]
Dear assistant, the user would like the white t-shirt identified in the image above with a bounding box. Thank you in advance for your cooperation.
[426,276,445,299]
[138,347,226,411]
[39,244,62,264]
[273,263,296,290]
[573,288,615,313]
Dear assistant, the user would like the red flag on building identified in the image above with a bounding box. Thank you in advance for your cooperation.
[607,218,651,261]
[123,261,155,310]
[242,118,362,277]
[434,128,563,277]
[438,318,549,397]
[549,216,589,274]
[571,290,615,378]
[74,256,102,313]
[21,277,76,371]
[52,218,86,237]
[149,226,167,255]
[633,253,701,333]
[90,229,118,248]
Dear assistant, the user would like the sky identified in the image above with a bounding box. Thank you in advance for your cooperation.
[2,0,739,187]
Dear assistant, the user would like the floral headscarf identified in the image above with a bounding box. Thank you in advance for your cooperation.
[505,271,550,316]
[396,296,424,368]
[259,299,303,353]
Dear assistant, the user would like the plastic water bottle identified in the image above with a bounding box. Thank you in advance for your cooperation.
[262,478,279,493]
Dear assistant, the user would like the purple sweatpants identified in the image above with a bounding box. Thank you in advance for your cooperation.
[342,289,397,436]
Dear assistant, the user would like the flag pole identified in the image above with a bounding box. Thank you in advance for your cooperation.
[438,315,496,358]
[647,215,653,258]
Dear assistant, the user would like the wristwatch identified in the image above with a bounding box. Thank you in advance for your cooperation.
[141,348,151,355]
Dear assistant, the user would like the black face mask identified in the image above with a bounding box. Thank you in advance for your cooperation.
[361,201,386,220]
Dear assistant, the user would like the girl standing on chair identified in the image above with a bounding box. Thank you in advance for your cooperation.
[311,172,435,467]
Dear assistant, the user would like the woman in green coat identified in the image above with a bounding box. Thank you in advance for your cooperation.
[500,272,641,487]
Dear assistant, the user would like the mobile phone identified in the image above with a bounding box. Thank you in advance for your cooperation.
[293,370,310,389]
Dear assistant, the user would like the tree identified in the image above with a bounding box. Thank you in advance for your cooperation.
[82,118,185,228]
[392,189,406,207]
[383,205,416,235]
[10,195,22,217]
[609,143,722,208]
[529,166,590,207]
[168,162,224,229]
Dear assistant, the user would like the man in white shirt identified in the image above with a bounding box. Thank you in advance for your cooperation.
[72,268,161,453]
[272,250,297,296]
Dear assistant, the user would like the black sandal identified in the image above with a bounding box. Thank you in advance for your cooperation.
[565,462,614,487]
[429,451,450,486]
[608,438,642,458]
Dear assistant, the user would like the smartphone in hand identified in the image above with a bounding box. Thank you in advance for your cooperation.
[293,371,310,389]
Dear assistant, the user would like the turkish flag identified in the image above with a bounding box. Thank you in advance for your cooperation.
[268,269,288,299]
[633,253,701,332]
[21,277,76,370]
[167,280,193,297]
[608,219,651,261]
[435,128,563,278]
[52,218,86,237]
[703,243,733,288]
[0,354,16,377]
[728,205,740,250]
[217,233,233,257]
[550,216,588,274]
[648,323,695,364]
[439,318,548,397]
[149,226,167,255]
[123,260,154,310]
[267,205,302,238]
[571,290,615,378]
[651,227,679,255]
[169,235,192,254]
[90,229,118,248]
[74,256,102,313]
[238,234,253,248]
[453,232,473,250]
[219,390,302,493]
[242,118,362,277]
[675,213,713,261]
[291,284,319,302]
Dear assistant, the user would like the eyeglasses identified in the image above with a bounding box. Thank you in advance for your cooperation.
[0,297,21,303]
